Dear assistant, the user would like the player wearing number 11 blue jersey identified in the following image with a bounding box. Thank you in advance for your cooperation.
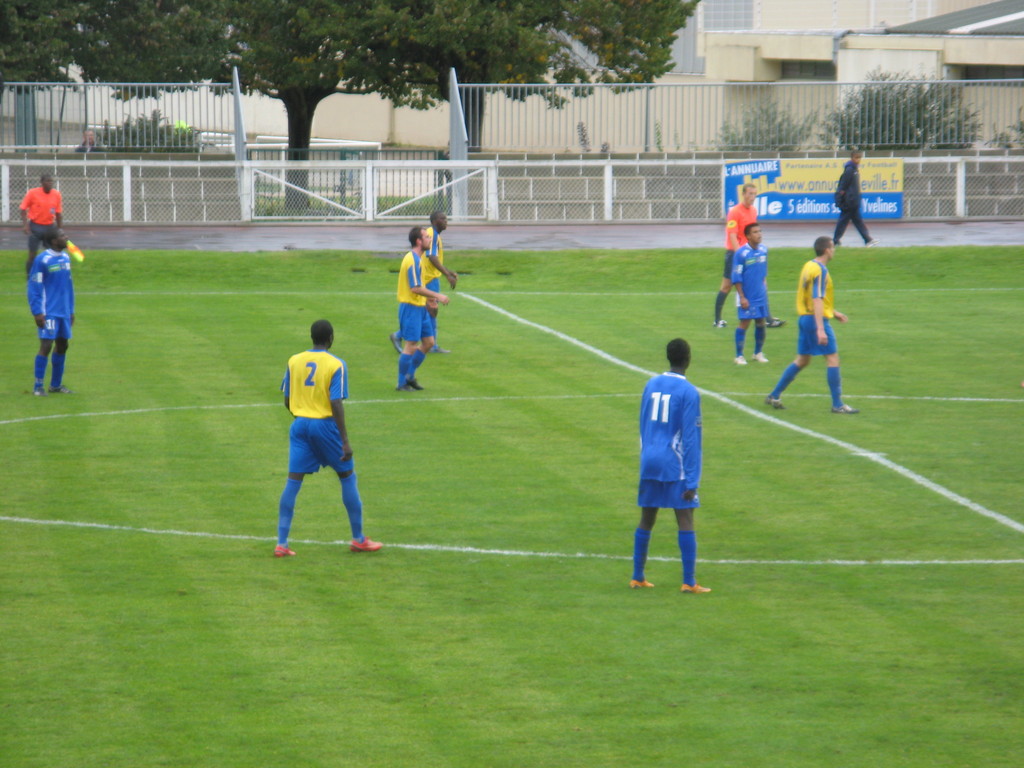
[275,320,382,557]
[631,338,710,593]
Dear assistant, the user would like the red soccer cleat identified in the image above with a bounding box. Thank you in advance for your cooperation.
[350,537,382,552]
[274,545,296,557]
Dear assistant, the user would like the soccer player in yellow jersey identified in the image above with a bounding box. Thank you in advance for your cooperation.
[764,236,859,414]
[395,226,450,391]
[275,319,382,557]
[390,211,458,353]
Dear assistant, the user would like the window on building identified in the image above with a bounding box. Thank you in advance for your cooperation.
[779,60,836,81]
[963,65,1024,80]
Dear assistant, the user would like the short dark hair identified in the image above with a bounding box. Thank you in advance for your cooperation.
[850,148,863,158]
[814,236,833,256]
[744,222,760,237]
[408,226,424,247]
[429,211,446,226]
[310,319,333,346]
[666,338,691,370]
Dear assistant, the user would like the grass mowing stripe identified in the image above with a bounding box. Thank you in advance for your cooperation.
[4,516,1022,566]
[2,391,1016,429]
[463,291,1024,536]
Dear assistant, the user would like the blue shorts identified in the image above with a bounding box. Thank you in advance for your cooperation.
[288,417,354,475]
[797,314,837,356]
[638,479,699,509]
[398,303,433,342]
[38,315,73,340]
[738,302,768,320]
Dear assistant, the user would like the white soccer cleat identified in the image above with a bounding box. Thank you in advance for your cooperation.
[753,352,769,363]
[734,355,747,365]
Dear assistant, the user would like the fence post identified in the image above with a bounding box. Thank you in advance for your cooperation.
[486,162,499,220]
[1,163,8,221]
[365,162,376,222]
[603,161,614,220]
[955,158,966,218]
[238,162,253,222]
[122,164,132,222]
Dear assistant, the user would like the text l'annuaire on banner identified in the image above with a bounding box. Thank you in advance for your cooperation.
[724,158,905,220]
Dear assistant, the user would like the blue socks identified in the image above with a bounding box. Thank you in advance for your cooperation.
[277,477,302,546]
[827,366,843,408]
[771,363,802,399]
[50,353,66,388]
[408,349,426,380]
[340,473,363,541]
[754,326,765,355]
[632,528,652,582]
[397,353,413,387]
[734,328,746,357]
[679,531,697,586]
[34,354,47,385]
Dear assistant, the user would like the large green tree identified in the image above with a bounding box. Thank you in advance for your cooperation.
[227,0,695,151]
[0,1,77,81]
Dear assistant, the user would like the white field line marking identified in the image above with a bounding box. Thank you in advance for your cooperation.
[0,394,639,427]
[2,391,1017,429]
[461,292,1024,535]
[3,516,1021,566]
[718,393,1023,404]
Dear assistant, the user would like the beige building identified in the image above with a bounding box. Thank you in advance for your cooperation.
[682,0,1024,82]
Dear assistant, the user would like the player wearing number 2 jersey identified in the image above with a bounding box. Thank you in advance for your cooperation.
[275,319,382,557]
[630,338,709,593]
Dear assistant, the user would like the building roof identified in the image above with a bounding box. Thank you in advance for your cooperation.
[889,0,1024,35]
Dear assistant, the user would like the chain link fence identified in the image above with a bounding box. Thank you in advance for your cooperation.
[457,80,1024,153]
[2,155,1022,224]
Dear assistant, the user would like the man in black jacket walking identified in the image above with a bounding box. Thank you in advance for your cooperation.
[833,150,879,248]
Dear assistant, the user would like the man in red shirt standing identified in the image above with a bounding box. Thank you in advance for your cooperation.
[20,174,63,276]
[713,183,785,329]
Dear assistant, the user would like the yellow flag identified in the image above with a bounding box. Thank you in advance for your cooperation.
[67,240,85,262]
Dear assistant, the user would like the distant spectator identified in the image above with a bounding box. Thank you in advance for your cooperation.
[833,149,879,248]
[75,129,103,153]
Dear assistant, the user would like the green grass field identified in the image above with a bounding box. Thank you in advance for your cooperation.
[2,243,1022,767]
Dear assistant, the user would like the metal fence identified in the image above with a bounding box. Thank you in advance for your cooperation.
[455,80,1024,153]
[3,155,1022,224]
[0,81,237,153]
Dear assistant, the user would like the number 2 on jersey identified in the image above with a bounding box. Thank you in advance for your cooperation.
[304,362,317,386]
[649,392,670,423]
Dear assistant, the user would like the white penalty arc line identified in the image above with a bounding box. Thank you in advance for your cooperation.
[2,516,1020,566]
[460,292,1024,535]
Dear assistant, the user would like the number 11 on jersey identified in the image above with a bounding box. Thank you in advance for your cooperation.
[649,392,670,423]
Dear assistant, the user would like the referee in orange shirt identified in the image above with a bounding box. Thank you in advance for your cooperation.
[20,174,63,276]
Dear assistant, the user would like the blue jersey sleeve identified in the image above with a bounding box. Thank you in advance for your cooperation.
[27,254,45,315]
[811,264,828,300]
[680,390,702,490]
[328,363,345,401]
[281,367,290,394]
[405,257,422,290]
[731,248,746,285]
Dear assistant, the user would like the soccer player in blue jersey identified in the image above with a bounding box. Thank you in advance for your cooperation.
[27,227,75,396]
[631,338,710,593]
[731,222,771,366]
[276,319,382,557]
[765,236,859,414]
[395,226,450,391]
